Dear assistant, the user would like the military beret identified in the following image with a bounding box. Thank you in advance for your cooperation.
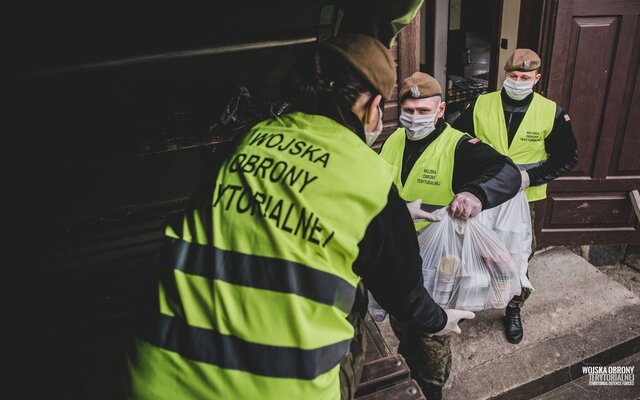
[322,34,397,101]
[399,72,443,102]
[504,48,541,72]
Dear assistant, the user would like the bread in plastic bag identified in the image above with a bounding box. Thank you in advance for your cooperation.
[476,191,533,290]
[418,208,521,311]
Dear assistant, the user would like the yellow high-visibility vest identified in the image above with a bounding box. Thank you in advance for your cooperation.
[473,91,556,201]
[128,112,396,399]
[380,124,466,230]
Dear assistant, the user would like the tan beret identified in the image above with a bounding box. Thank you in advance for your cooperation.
[322,34,397,100]
[399,72,442,102]
[504,48,541,72]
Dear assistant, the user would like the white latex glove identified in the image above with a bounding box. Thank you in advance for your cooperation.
[406,199,442,222]
[432,309,476,336]
[520,170,530,190]
[448,192,482,219]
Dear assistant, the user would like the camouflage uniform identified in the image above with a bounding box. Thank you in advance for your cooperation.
[507,202,536,309]
[389,315,451,390]
[339,282,369,400]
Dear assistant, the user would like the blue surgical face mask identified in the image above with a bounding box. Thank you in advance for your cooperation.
[503,77,534,100]
[400,110,438,141]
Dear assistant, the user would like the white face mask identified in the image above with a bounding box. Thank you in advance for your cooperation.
[364,105,383,147]
[400,110,438,141]
[503,78,534,100]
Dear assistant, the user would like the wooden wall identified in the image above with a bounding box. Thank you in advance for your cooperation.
[11,3,421,397]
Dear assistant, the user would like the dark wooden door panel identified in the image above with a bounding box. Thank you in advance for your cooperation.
[560,16,619,177]
[544,194,637,227]
[613,61,640,175]
[538,0,640,246]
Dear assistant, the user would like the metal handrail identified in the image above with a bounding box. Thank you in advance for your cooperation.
[13,36,317,78]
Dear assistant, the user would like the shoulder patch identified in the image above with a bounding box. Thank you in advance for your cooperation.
[564,114,571,122]
[468,138,481,144]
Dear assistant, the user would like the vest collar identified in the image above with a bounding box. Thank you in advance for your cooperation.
[317,107,365,142]
[501,88,534,107]
[297,104,366,142]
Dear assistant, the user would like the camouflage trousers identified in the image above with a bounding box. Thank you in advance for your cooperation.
[339,282,369,400]
[507,201,536,309]
[389,315,451,389]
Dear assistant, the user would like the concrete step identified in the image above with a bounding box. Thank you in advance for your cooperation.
[532,352,640,400]
[375,247,640,400]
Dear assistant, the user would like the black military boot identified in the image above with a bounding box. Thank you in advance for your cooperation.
[504,307,523,344]
[422,382,444,400]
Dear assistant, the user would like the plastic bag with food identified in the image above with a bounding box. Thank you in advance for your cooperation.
[476,191,533,290]
[418,208,520,311]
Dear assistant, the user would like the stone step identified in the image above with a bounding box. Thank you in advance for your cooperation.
[375,247,640,399]
[532,352,640,400]
[448,304,640,399]
[444,247,640,399]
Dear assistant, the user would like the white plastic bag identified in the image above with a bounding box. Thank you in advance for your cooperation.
[418,208,521,311]
[476,191,533,290]
[367,291,388,322]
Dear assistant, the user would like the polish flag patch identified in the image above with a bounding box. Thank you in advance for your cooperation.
[468,138,481,144]
[564,114,571,122]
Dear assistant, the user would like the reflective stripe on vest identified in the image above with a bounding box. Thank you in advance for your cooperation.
[167,238,356,313]
[472,92,556,201]
[129,112,396,400]
[380,124,466,230]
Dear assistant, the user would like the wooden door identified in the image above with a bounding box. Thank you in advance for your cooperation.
[536,0,640,246]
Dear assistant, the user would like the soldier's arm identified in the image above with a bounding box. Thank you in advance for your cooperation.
[452,137,521,210]
[353,187,447,334]
[525,106,578,186]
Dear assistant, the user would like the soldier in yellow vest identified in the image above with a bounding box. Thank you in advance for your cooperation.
[379,72,521,400]
[453,49,578,344]
[126,34,475,400]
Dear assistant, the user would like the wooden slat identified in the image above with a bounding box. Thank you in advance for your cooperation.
[364,314,392,361]
[630,190,640,223]
[9,2,328,76]
[355,355,411,397]
[397,11,421,83]
[37,199,184,337]
[356,379,425,400]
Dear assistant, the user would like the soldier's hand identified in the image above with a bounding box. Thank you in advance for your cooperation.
[432,309,476,336]
[448,192,482,219]
[406,199,442,222]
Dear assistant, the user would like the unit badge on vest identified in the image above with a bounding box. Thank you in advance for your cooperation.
[410,86,420,98]
[523,60,531,71]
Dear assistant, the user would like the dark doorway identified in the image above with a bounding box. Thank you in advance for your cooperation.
[444,0,501,121]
